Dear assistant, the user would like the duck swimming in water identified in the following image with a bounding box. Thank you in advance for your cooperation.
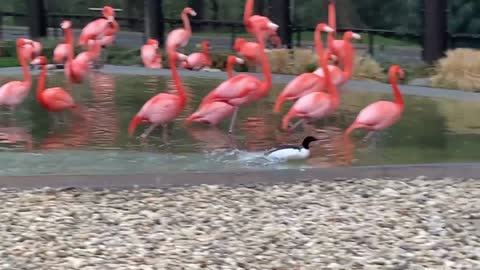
[265,136,319,161]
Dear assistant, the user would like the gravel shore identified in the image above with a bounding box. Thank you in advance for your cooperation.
[1,178,479,270]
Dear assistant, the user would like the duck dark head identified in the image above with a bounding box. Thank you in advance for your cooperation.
[302,136,319,149]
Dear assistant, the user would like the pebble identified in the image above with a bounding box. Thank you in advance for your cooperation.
[0,178,478,269]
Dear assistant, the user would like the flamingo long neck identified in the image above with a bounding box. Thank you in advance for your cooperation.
[244,0,254,27]
[323,52,338,103]
[65,27,74,65]
[390,71,404,108]
[314,27,325,67]
[328,1,337,39]
[342,40,354,79]
[169,51,187,106]
[181,11,192,36]
[226,60,235,78]
[16,44,31,88]
[256,32,271,95]
[36,64,47,105]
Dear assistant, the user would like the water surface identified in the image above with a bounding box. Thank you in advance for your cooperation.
[0,70,479,176]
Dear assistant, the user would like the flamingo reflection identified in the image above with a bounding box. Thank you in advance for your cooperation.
[186,126,237,151]
[0,126,33,151]
[87,71,120,147]
[40,117,90,150]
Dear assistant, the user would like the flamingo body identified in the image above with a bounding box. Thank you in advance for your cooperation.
[200,75,261,107]
[182,52,210,70]
[39,87,76,112]
[53,43,70,64]
[166,29,191,50]
[185,101,235,125]
[135,93,183,124]
[78,19,111,46]
[352,101,402,130]
[274,73,326,112]
[0,81,30,107]
[313,65,345,86]
[141,44,162,68]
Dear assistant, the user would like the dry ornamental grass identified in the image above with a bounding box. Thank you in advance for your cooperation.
[431,48,480,91]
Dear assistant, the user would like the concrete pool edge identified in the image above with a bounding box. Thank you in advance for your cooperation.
[1,65,480,101]
[1,163,479,190]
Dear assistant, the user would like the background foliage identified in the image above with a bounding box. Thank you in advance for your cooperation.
[0,0,477,33]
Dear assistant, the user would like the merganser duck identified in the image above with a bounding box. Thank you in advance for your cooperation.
[265,136,319,161]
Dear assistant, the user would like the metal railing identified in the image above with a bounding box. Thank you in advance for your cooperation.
[2,11,480,55]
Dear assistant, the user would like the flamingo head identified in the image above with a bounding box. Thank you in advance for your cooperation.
[16,38,32,48]
[199,40,211,51]
[316,23,334,33]
[183,7,197,17]
[249,16,279,37]
[146,39,159,48]
[233,38,247,52]
[344,31,362,41]
[31,56,47,66]
[103,6,115,21]
[60,20,72,29]
[389,65,405,79]
[227,55,245,65]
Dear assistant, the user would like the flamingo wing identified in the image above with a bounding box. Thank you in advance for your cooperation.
[291,92,331,117]
[355,101,402,129]
[279,73,325,100]
[313,65,345,86]
[185,53,209,70]
[53,44,70,64]
[78,19,109,45]
[166,29,190,50]
[42,87,75,111]
[200,75,259,107]
[138,93,182,124]
[141,45,157,66]
[0,81,30,106]
[187,101,235,125]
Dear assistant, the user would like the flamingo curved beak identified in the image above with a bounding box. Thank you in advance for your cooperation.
[189,11,197,16]
[398,69,405,79]
[324,26,334,33]
[267,22,279,31]
[107,16,114,22]
[352,33,362,40]
[235,57,245,64]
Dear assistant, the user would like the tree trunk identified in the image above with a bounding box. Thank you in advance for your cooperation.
[211,0,218,29]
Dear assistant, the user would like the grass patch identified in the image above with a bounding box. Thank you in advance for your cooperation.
[431,48,480,91]
[0,57,19,68]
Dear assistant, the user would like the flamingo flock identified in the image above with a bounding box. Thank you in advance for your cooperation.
[0,0,406,162]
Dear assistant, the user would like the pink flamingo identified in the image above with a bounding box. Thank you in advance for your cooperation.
[273,23,334,113]
[141,39,162,68]
[327,0,359,69]
[128,52,188,140]
[78,6,117,47]
[233,38,264,66]
[181,40,212,70]
[344,65,405,140]
[32,56,80,119]
[166,7,197,52]
[197,25,272,133]
[281,50,339,131]
[243,0,279,40]
[61,20,96,86]
[184,56,245,126]
[313,30,361,87]
[19,38,42,61]
[0,39,33,113]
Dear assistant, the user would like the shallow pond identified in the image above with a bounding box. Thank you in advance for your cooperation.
[0,70,479,176]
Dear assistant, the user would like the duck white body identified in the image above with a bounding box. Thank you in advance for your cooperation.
[266,147,310,160]
[264,136,318,161]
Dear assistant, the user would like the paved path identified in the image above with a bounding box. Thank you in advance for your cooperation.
[1,64,478,101]
[1,25,424,64]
